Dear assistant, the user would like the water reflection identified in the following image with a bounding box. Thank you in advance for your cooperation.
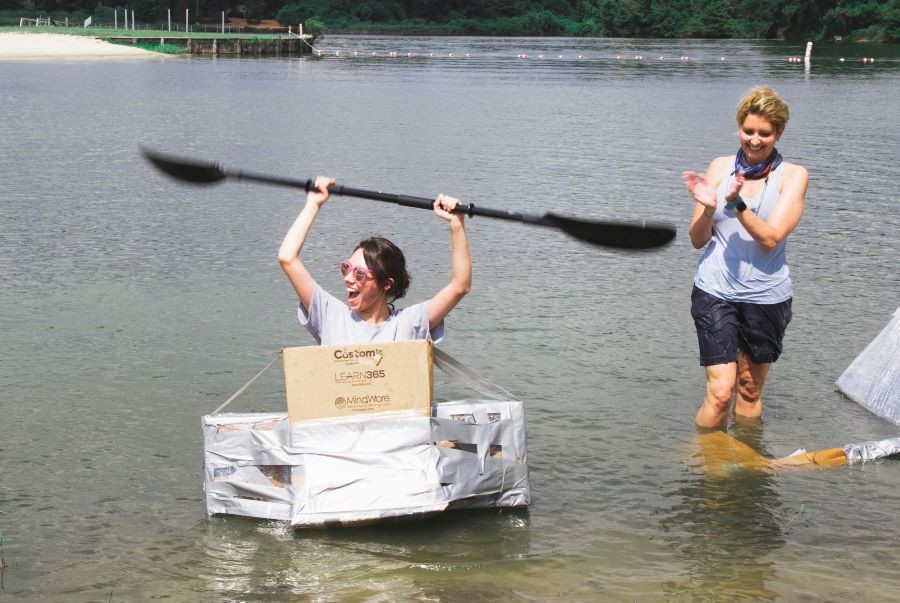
[661,424,784,601]
[198,509,530,600]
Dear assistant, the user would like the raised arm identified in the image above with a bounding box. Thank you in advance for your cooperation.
[277,176,334,310]
[427,194,472,330]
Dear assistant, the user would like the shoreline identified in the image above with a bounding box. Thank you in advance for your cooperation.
[0,31,162,59]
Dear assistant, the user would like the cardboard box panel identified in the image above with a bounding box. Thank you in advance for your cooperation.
[283,340,433,423]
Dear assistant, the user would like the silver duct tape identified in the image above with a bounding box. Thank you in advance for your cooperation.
[206,492,292,521]
[289,413,435,453]
[202,400,530,527]
[843,437,900,464]
[292,502,451,528]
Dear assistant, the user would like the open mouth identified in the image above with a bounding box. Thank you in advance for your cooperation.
[347,288,360,302]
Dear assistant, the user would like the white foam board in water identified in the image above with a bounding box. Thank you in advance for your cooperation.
[836,309,900,425]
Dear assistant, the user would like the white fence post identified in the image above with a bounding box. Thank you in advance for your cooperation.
[185,9,189,33]
[168,9,171,32]
[114,10,117,30]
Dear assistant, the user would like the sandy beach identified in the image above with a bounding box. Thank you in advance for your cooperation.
[0,31,161,59]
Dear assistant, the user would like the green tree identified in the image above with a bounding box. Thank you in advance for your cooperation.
[276,2,303,24]
[882,0,900,41]
[132,0,166,21]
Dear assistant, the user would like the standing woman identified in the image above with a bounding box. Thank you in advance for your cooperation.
[278,177,471,346]
[683,86,809,428]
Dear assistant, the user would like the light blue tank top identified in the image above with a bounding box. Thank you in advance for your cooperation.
[694,162,792,303]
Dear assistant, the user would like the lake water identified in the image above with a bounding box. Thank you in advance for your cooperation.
[1,35,898,601]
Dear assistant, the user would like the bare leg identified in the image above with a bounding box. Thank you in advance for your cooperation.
[695,362,737,428]
[734,348,771,419]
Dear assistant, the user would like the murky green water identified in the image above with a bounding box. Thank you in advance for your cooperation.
[1,36,898,601]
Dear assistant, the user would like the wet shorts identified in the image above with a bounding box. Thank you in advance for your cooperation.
[690,286,792,366]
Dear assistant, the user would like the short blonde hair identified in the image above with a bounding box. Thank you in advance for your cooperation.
[736,86,790,133]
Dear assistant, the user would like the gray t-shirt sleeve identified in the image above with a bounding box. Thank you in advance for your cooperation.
[400,300,444,343]
[297,285,340,344]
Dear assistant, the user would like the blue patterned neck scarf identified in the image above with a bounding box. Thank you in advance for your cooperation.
[734,148,783,180]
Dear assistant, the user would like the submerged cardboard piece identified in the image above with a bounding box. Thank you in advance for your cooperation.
[283,340,433,423]
[202,400,531,527]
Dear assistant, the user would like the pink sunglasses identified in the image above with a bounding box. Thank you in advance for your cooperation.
[339,260,374,283]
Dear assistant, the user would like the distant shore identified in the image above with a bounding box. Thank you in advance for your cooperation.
[0,32,161,59]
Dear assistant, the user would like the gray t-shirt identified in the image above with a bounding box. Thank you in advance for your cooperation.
[694,162,792,303]
[298,284,445,345]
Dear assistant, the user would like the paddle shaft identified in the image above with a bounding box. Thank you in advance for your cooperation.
[141,148,677,249]
[229,168,542,225]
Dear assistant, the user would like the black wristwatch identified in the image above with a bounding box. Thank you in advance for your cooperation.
[734,199,747,213]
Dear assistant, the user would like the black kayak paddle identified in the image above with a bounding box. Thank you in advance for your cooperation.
[142,148,676,250]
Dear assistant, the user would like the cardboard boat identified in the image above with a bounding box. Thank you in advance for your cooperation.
[202,344,530,527]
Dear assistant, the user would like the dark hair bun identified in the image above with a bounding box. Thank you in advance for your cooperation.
[358,237,411,304]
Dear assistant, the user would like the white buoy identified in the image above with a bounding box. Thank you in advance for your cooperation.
[804,41,813,63]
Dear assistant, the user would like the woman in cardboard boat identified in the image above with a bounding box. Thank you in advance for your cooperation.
[683,86,809,429]
[279,177,472,346]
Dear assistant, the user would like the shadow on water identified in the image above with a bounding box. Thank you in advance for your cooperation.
[660,422,785,602]
[197,508,532,600]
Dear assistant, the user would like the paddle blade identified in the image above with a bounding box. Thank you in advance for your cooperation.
[141,148,227,185]
[545,213,676,250]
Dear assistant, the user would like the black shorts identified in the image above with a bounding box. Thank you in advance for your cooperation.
[690,286,792,366]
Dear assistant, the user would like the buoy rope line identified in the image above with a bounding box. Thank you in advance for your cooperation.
[304,49,884,64]
[288,28,323,54]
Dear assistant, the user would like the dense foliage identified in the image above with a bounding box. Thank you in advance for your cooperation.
[4,0,898,41]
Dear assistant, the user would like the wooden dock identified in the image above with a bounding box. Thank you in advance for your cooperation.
[103,36,311,56]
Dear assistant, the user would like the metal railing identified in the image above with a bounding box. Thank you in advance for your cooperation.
[19,17,51,26]
[17,16,302,35]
